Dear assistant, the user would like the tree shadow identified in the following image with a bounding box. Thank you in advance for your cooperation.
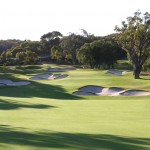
[0,99,56,110]
[139,77,150,80]
[0,80,82,100]
[16,65,43,70]
[115,61,133,71]
[6,65,71,76]
[0,125,150,150]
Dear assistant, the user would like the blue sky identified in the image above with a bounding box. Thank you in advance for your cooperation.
[0,0,150,40]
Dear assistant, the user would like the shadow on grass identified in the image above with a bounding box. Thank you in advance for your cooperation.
[139,77,150,80]
[115,62,133,70]
[0,125,150,150]
[0,99,55,110]
[16,65,43,70]
[0,80,82,100]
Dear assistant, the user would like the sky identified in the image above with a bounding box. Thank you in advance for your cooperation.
[0,0,150,41]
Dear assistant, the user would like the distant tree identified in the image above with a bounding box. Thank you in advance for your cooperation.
[91,40,117,69]
[16,50,39,65]
[60,33,88,64]
[24,50,39,64]
[16,52,26,64]
[0,39,22,54]
[77,43,95,68]
[115,11,150,79]
[5,51,12,60]
[0,51,7,62]
[10,46,23,57]
[51,45,64,62]
[20,40,42,55]
[0,50,13,64]
[103,33,127,59]
[40,31,62,55]
[77,40,117,69]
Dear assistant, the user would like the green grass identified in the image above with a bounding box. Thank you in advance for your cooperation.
[0,63,150,150]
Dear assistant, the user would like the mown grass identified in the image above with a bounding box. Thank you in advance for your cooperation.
[0,63,150,150]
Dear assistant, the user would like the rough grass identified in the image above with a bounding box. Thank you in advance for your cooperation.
[0,63,150,150]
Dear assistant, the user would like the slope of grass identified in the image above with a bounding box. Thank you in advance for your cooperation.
[0,63,150,150]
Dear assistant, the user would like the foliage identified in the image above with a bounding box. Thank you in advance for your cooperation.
[16,50,39,65]
[51,45,63,62]
[0,41,43,65]
[40,31,62,55]
[142,56,150,71]
[60,33,91,64]
[77,40,118,69]
[115,11,150,78]
[77,43,94,68]
[20,40,43,55]
[0,63,7,72]
[0,39,22,54]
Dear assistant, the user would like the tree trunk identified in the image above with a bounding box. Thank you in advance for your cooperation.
[134,72,140,79]
[133,65,141,79]
[72,59,76,65]
[72,53,76,65]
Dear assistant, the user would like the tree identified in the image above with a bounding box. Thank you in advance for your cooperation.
[40,31,62,55]
[51,45,63,62]
[20,40,42,55]
[77,40,118,69]
[9,46,24,58]
[60,33,88,64]
[77,43,95,68]
[16,50,39,65]
[0,39,22,54]
[91,40,117,69]
[115,11,150,79]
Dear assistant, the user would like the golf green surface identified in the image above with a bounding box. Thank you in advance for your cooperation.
[0,64,150,150]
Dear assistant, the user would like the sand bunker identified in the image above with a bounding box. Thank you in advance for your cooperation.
[79,85,104,93]
[30,73,68,80]
[100,87,125,96]
[73,85,150,96]
[48,67,76,72]
[0,79,30,86]
[106,70,130,76]
[120,90,150,96]
[73,91,97,96]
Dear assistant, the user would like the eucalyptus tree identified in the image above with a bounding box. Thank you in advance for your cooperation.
[16,50,39,65]
[40,31,62,55]
[51,45,64,62]
[20,40,42,55]
[60,33,89,64]
[115,11,150,79]
[77,40,117,69]
[77,43,95,68]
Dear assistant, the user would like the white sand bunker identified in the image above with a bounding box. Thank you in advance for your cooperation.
[120,90,150,96]
[48,67,76,72]
[73,85,150,96]
[107,70,130,76]
[0,79,30,86]
[30,73,68,80]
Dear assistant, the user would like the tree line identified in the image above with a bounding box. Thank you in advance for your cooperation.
[0,11,150,79]
[0,31,125,69]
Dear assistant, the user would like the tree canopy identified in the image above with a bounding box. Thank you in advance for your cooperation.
[77,40,118,69]
[115,11,150,78]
